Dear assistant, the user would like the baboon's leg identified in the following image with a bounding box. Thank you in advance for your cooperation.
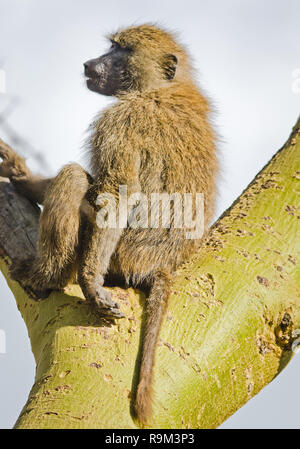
[0,138,52,204]
[10,163,91,293]
[78,222,125,319]
[134,269,171,425]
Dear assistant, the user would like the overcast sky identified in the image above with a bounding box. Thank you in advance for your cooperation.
[0,0,299,429]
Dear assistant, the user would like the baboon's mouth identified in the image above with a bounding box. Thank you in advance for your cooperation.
[86,76,98,85]
[85,75,102,91]
[84,66,101,85]
[84,65,115,96]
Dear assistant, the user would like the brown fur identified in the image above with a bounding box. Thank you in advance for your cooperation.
[0,24,218,425]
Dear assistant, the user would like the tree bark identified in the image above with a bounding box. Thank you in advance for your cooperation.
[0,117,299,429]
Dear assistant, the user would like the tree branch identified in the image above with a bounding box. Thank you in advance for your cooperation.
[0,116,299,429]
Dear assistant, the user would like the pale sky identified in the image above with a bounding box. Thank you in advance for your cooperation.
[0,0,299,429]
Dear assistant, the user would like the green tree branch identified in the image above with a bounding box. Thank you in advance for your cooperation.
[0,116,299,428]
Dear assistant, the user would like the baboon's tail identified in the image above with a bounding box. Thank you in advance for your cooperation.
[134,270,171,426]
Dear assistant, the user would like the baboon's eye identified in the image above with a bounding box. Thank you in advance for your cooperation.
[110,41,120,50]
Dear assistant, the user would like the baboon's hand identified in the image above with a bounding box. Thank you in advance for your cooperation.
[0,139,15,178]
[0,139,28,179]
[93,286,125,319]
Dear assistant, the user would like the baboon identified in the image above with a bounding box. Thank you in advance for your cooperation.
[0,24,218,425]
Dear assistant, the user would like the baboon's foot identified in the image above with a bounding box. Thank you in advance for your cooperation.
[25,286,52,300]
[10,258,35,284]
[10,258,52,300]
[92,285,125,319]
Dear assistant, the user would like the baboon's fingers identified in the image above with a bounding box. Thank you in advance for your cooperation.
[0,139,29,179]
[98,307,125,319]
[0,163,10,178]
[26,287,52,301]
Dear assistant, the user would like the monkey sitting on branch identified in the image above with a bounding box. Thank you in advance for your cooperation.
[0,24,218,425]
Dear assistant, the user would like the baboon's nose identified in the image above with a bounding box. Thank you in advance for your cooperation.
[84,61,92,74]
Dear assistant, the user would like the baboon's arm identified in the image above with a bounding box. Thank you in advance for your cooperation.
[0,138,52,204]
[12,175,52,205]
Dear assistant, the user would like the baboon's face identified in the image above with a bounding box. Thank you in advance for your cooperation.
[84,41,131,96]
[84,29,179,96]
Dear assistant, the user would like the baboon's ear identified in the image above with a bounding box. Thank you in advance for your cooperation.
[162,54,178,80]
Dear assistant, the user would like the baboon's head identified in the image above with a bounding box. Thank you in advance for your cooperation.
[84,24,192,96]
